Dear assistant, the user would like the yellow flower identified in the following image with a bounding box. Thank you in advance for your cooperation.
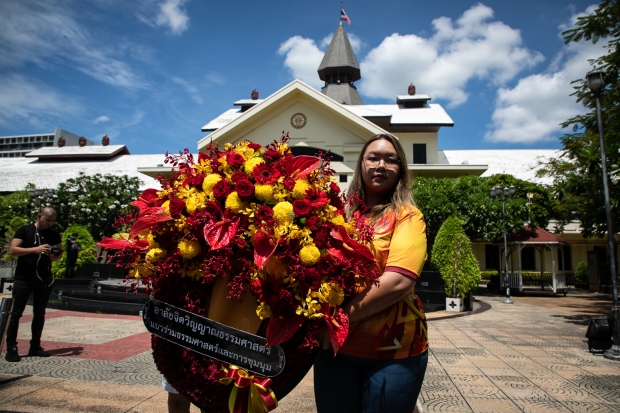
[161,200,170,213]
[244,157,264,174]
[273,201,294,224]
[299,244,320,266]
[256,302,271,320]
[202,174,222,195]
[143,233,159,248]
[234,141,258,159]
[320,282,345,306]
[193,157,213,175]
[264,257,288,277]
[186,191,207,212]
[330,214,345,226]
[225,191,246,213]
[145,248,166,262]
[112,232,129,240]
[292,178,311,199]
[178,240,201,259]
[254,183,274,202]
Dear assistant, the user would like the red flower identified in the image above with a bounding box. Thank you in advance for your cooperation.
[256,205,274,222]
[140,188,159,201]
[213,179,231,200]
[305,188,329,208]
[263,148,283,162]
[248,142,262,150]
[226,152,245,168]
[185,173,205,187]
[329,182,341,194]
[298,268,321,292]
[253,163,280,184]
[304,215,320,231]
[235,179,255,201]
[198,151,210,163]
[283,177,296,190]
[312,226,332,249]
[169,198,186,218]
[230,171,249,182]
[293,199,313,218]
[317,254,339,276]
[249,276,284,308]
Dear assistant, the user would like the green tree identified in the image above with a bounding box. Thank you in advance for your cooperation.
[431,216,481,298]
[51,225,98,278]
[413,174,556,243]
[538,0,620,237]
[55,173,142,240]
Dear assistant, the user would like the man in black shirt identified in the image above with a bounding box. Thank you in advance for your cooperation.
[5,207,62,362]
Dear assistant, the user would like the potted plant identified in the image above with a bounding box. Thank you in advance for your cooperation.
[432,216,481,312]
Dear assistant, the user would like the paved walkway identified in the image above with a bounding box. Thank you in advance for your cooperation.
[0,291,618,412]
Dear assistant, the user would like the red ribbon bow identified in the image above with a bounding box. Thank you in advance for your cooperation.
[219,365,278,413]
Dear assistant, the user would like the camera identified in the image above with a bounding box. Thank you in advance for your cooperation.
[50,245,62,257]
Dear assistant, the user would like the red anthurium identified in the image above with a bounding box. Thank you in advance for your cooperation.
[98,237,150,251]
[265,311,305,346]
[131,188,160,212]
[323,304,349,355]
[203,213,240,250]
[285,155,320,179]
[328,226,376,266]
[253,230,277,270]
[129,207,173,239]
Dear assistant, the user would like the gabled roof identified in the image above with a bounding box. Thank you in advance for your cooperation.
[197,79,386,151]
[501,226,568,244]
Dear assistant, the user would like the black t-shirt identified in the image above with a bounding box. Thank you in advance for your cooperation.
[13,223,61,281]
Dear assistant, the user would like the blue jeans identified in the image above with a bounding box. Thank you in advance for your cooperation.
[314,350,428,413]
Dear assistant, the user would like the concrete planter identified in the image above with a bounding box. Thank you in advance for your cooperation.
[445,297,464,312]
[1,279,14,294]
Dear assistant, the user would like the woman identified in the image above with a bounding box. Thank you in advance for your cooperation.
[314,134,428,413]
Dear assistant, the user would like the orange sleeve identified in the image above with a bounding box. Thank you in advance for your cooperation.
[384,207,427,280]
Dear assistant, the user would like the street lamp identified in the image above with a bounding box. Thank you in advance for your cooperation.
[586,70,620,360]
[490,185,516,304]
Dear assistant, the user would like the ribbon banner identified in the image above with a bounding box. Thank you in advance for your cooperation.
[142,299,285,377]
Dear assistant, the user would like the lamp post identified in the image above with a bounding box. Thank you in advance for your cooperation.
[491,185,516,304]
[586,70,620,360]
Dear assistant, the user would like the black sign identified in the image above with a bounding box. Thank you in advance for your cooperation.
[142,299,285,377]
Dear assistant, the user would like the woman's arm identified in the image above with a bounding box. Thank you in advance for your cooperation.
[342,270,416,323]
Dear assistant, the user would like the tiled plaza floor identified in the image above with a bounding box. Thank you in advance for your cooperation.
[0,291,618,412]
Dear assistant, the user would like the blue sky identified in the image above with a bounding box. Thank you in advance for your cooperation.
[0,0,603,154]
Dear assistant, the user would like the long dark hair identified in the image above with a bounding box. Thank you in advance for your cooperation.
[345,134,414,222]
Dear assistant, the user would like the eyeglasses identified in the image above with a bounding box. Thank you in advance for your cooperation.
[363,155,400,169]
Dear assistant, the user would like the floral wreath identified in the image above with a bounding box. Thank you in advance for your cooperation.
[100,133,379,411]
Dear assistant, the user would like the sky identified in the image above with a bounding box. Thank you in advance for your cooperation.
[0,0,605,155]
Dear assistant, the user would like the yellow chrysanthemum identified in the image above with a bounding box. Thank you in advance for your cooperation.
[256,302,271,320]
[186,191,207,212]
[178,240,201,259]
[292,178,311,199]
[193,158,213,175]
[161,200,170,213]
[202,174,222,195]
[142,233,159,248]
[244,157,264,174]
[320,282,345,306]
[273,201,294,225]
[145,248,166,262]
[223,192,245,213]
[299,244,320,266]
[254,183,274,202]
[264,257,288,277]
[330,214,345,226]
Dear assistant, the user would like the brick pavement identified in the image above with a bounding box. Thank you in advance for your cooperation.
[0,292,618,412]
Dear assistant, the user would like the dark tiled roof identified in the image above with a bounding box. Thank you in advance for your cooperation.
[321,83,364,105]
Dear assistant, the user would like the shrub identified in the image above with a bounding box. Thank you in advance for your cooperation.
[431,216,481,298]
[51,225,97,278]
[574,261,588,284]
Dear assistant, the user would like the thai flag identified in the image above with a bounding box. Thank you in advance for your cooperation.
[341,8,351,25]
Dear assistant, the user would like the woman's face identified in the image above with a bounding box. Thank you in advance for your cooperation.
[361,138,400,199]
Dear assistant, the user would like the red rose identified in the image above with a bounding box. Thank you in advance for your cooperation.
[248,142,262,150]
[293,199,313,218]
[304,215,320,231]
[184,173,205,187]
[226,152,245,168]
[256,205,274,222]
[213,179,231,200]
[169,198,186,218]
[231,171,249,183]
[235,179,255,201]
[283,177,296,191]
[298,268,321,291]
[253,163,280,184]
[317,254,338,276]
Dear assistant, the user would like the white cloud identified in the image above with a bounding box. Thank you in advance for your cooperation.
[94,116,110,124]
[360,4,543,106]
[172,76,203,104]
[277,36,325,89]
[0,0,148,89]
[156,0,189,35]
[485,8,605,144]
[0,73,80,128]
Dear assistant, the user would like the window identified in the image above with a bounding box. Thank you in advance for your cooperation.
[558,245,572,271]
[521,247,536,270]
[485,244,500,269]
[339,174,347,183]
[413,144,427,164]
